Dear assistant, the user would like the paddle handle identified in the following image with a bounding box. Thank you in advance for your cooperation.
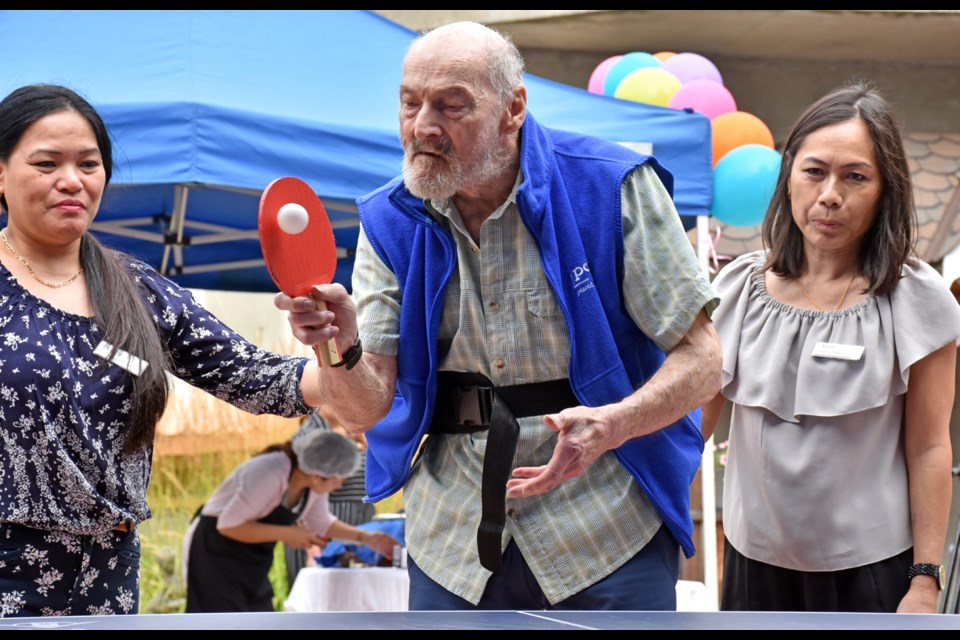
[312,299,343,367]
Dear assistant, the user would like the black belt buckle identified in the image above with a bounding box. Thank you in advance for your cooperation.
[454,384,493,429]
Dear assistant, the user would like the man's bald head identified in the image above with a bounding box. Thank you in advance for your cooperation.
[405,21,525,105]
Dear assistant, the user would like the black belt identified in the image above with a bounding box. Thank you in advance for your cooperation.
[430,371,579,572]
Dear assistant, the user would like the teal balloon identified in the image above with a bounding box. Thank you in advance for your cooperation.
[711,144,782,227]
[603,52,661,96]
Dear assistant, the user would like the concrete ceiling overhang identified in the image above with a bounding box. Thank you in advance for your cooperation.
[378,10,960,65]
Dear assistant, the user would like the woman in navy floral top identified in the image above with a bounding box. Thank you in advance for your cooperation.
[0,84,323,618]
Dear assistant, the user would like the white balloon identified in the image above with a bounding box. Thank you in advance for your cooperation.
[277,202,309,234]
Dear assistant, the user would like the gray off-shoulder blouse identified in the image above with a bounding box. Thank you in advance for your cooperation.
[712,250,960,571]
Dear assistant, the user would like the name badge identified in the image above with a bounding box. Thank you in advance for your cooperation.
[94,340,149,376]
[811,341,864,361]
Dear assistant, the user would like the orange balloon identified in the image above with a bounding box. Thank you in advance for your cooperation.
[653,51,677,62]
[711,111,775,166]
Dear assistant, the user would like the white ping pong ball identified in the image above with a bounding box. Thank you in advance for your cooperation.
[277,202,309,235]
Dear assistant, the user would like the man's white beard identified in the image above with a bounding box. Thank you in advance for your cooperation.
[402,123,507,201]
[402,138,461,201]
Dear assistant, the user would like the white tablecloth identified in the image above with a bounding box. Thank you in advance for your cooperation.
[676,580,716,612]
[284,567,410,612]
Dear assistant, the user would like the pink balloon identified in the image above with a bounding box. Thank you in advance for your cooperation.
[660,52,723,86]
[588,55,623,95]
[667,79,737,120]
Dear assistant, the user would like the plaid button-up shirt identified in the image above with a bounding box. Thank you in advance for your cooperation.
[353,163,718,604]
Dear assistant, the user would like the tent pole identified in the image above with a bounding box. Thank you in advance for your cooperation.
[696,213,719,609]
[161,185,190,275]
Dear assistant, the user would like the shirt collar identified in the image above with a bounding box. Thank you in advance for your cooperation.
[425,169,524,225]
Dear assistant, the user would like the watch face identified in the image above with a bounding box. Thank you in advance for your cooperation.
[938,564,946,591]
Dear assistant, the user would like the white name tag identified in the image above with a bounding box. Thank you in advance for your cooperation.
[811,341,864,361]
[94,340,149,376]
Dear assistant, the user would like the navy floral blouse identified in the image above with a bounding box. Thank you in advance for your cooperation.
[0,257,309,535]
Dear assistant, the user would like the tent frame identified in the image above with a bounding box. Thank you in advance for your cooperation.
[90,183,357,278]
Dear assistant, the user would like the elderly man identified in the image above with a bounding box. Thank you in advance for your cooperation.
[276,21,721,611]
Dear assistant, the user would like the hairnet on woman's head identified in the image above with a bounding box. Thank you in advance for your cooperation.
[291,429,360,477]
[293,410,331,443]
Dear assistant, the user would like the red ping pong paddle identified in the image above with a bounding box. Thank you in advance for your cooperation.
[259,177,342,366]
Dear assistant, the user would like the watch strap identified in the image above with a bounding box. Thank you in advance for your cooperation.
[330,337,362,370]
[907,563,945,591]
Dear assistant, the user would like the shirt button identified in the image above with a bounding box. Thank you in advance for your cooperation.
[471,245,480,254]
[507,507,517,518]
[489,302,499,312]
[494,358,505,369]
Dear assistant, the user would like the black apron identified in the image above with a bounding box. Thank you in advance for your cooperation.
[185,492,307,613]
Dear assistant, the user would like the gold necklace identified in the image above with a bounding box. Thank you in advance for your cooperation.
[799,272,856,311]
[0,229,84,289]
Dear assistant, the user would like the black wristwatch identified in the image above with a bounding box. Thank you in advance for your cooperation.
[907,563,945,591]
[330,337,362,371]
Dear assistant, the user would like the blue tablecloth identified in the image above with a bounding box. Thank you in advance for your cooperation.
[316,518,405,567]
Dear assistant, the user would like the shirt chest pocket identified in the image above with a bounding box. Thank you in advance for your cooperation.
[504,287,568,380]
[511,288,570,371]
[525,288,562,318]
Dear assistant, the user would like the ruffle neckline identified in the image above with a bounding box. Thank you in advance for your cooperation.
[713,251,938,422]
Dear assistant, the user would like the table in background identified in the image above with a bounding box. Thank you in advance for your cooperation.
[285,567,409,612]
[675,580,714,612]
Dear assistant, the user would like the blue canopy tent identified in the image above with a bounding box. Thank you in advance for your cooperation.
[0,9,711,293]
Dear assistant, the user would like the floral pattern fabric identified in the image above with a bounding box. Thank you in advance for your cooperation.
[0,257,309,536]
[0,523,140,617]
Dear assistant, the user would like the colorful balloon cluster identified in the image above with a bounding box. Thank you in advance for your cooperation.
[589,51,781,227]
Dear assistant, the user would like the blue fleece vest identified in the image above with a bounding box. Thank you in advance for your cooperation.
[356,113,704,558]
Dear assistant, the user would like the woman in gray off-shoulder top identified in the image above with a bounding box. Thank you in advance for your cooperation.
[702,81,960,614]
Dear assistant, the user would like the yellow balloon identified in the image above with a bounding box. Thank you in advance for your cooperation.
[653,51,677,62]
[613,68,682,107]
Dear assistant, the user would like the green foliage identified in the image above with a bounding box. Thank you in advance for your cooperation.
[139,449,249,613]
[271,541,291,611]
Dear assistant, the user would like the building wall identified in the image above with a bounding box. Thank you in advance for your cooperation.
[377,11,960,140]
[524,48,960,266]
[521,49,960,140]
